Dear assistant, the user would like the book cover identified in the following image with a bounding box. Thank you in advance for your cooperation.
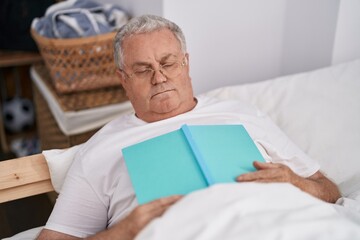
[122,124,264,204]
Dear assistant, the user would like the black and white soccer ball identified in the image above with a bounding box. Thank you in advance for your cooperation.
[2,97,35,133]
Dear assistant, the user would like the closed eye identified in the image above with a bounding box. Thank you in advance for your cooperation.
[161,62,177,69]
[134,68,153,74]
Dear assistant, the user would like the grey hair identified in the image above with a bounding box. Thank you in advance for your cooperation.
[114,15,187,70]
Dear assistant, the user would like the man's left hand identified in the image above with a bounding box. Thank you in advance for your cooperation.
[236,161,300,185]
[236,161,341,203]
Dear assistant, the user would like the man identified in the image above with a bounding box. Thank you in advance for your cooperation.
[37,15,340,240]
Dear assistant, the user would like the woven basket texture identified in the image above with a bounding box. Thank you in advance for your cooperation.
[31,29,119,94]
[33,83,98,150]
[33,63,127,111]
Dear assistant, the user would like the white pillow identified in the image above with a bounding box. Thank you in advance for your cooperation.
[42,144,82,193]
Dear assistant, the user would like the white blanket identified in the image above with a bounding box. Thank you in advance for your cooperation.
[136,183,360,240]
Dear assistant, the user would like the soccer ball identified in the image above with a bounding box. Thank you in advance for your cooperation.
[2,97,35,133]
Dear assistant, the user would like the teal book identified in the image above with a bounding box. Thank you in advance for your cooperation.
[122,124,265,204]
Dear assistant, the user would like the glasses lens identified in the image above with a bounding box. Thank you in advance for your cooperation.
[133,68,154,80]
[161,62,182,78]
[130,58,185,81]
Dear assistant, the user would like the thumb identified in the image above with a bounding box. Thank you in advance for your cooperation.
[253,161,274,170]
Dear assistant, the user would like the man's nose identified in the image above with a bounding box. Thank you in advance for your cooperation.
[151,69,167,85]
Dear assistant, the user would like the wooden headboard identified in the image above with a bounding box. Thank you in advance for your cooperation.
[0,154,54,203]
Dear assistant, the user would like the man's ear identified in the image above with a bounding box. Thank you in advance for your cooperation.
[116,69,126,86]
[184,53,190,72]
[185,53,189,65]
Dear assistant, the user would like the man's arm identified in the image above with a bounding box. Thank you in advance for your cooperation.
[37,195,181,240]
[236,161,341,203]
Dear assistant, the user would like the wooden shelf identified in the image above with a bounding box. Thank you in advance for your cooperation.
[0,51,42,68]
[0,51,43,154]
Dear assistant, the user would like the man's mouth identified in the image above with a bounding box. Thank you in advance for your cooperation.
[151,89,174,99]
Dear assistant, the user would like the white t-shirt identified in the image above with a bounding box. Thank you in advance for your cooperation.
[45,96,320,237]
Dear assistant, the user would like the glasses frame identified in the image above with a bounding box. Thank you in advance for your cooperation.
[121,56,187,82]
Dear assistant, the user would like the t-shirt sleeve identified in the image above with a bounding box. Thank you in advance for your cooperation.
[251,114,320,178]
[44,156,108,238]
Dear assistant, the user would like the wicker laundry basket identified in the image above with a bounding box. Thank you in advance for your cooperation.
[33,64,127,111]
[31,29,120,94]
[32,64,128,150]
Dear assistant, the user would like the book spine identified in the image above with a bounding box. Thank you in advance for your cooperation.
[181,124,214,186]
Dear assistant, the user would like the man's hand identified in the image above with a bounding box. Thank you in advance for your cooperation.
[86,195,182,240]
[236,161,341,203]
[236,161,301,184]
[117,195,182,239]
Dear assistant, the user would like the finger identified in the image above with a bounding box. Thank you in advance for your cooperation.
[148,195,182,209]
[135,195,182,227]
[237,164,297,183]
[236,171,267,182]
[138,195,182,216]
[236,167,281,182]
[253,161,280,170]
[235,162,268,182]
[151,195,182,214]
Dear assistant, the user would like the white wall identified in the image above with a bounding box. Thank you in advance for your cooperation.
[280,0,339,76]
[163,0,342,94]
[163,0,287,94]
[94,0,162,15]
[111,0,163,16]
[101,0,358,94]
[332,0,360,65]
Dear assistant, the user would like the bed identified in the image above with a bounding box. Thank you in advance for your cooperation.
[1,58,360,239]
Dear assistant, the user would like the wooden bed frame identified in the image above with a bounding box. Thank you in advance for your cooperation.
[0,154,54,203]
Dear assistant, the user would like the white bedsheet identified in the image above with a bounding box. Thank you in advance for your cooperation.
[136,183,360,240]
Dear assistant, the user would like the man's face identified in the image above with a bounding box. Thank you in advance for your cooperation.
[117,28,195,122]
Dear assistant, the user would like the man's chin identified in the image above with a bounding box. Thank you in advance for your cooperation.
[150,99,181,117]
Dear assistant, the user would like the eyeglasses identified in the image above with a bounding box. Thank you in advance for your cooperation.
[122,57,187,82]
